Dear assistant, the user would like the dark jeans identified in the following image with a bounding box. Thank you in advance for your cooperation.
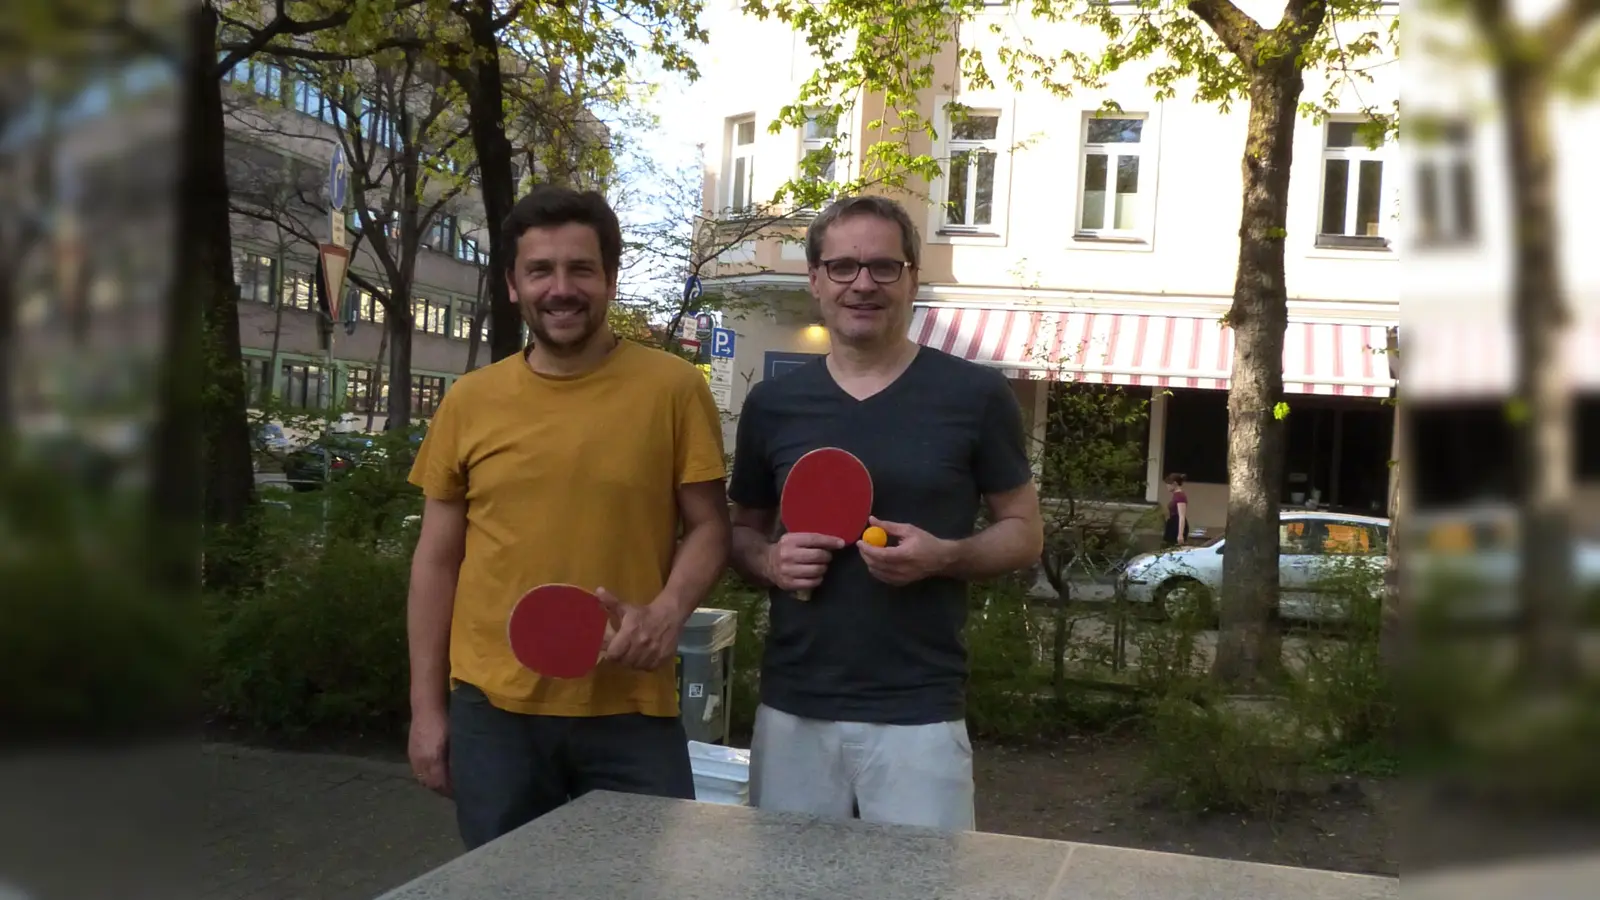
[448,682,696,850]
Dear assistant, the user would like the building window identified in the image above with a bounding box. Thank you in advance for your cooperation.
[456,234,487,265]
[412,295,449,335]
[943,110,1001,230]
[451,299,485,340]
[280,362,328,409]
[283,271,315,311]
[427,215,458,254]
[800,110,836,184]
[233,253,276,304]
[243,357,271,404]
[347,286,385,323]
[290,77,325,118]
[1414,120,1477,247]
[346,366,385,413]
[1077,114,1148,237]
[727,116,757,214]
[1318,119,1392,250]
[412,374,447,417]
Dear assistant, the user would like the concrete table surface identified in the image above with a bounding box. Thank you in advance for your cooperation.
[375,791,1398,900]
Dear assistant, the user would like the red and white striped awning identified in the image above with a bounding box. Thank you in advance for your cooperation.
[909,305,1395,397]
[1401,318,1600,400]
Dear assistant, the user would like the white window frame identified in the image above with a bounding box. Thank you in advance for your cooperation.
[799,108,839,184]
[928,92,1015,244]
[725,114,757,216]
[1409,120,1476,249]
[1315,117,1396,252]
[1074,111,1155,244]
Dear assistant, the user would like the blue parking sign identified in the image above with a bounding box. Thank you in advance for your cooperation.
[710,327,736,359]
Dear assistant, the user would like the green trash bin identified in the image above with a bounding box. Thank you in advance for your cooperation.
[675,608,737,744]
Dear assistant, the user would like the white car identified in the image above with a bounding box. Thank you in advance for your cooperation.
[1116,511,1391,623]
[1407,505,1600,622]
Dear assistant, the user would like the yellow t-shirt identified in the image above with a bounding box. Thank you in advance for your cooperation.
[407,340,726,718]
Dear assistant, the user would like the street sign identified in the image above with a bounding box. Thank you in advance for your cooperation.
[695,312,714,340]
[318,242,351,324]
[710,327,736,359]
[710,383,732,412]
[329,144,348,210]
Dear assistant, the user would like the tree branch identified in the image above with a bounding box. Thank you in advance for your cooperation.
[1539,0,1600,61]
[1187,0,1267,70]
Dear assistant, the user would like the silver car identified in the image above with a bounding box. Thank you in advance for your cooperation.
[1116,511,1391,622]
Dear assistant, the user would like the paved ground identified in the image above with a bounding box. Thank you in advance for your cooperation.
[200,745,462,900]
[0,744,462,900]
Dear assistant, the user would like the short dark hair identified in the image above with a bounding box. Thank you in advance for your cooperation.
[500,185,622,281]
[804,195,921,270]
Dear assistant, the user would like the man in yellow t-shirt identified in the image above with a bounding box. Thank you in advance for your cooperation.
[405,185,730,850]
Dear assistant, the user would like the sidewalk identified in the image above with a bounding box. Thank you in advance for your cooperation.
[200,744,461,900]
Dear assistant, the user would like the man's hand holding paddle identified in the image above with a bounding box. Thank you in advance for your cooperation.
[762,532,849,594]
[597,587,688,671]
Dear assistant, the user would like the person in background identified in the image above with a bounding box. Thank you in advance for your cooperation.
[726,194,1044,832]
[404,185,730,850]
[1163,472,1189,547]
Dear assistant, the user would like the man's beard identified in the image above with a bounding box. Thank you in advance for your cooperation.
[520,298,601,356]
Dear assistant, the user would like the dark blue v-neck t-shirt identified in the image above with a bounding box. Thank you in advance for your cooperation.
[727,346,1033,725]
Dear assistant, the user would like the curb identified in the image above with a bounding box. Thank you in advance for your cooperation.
[202,742,414,781]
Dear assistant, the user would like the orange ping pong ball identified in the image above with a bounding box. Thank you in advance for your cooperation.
[862,525,888,547]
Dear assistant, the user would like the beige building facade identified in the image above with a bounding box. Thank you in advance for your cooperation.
[691,4,1405,533]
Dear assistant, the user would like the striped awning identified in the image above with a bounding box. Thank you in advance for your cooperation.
[1400,318,1600,400]
[909,305,1396,397]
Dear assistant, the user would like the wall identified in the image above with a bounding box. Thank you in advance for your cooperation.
[719,289,832,449]
[693,3,1402,318]
[234,301,473,376]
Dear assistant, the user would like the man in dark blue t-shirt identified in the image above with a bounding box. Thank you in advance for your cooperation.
[727,195,1044,831]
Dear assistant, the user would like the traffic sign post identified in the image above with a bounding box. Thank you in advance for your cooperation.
[708,327,735,412]
[321,143,351,506]
[328,144,349,251]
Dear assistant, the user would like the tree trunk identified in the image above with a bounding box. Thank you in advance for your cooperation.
[466,291,488,371]
[1211,68,1299,689]
[460,0,521,363]
[1381,383,1405,670]
[366,318,389,432]
[261,236,288,405]
[1499,64,1579,688]
[192,3,258,589]
[0,256,16,458]
[386,308,415,429]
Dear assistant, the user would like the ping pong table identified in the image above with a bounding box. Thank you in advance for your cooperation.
[374,790,1398,900]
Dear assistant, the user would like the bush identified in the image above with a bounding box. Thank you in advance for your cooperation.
[1,548,199,741]
[1144,693,1315,814]
[206,537,412,736]
[1286,560,1396,764]
[0,463,198,742]
[965,576,1054,739]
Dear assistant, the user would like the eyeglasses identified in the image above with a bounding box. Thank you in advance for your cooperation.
[818,257,911,285]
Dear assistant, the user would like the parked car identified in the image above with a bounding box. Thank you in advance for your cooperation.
[1117,510,1391,623]
[281,433,375,490]
[252,422,294,454]
[1407,504,1600,622]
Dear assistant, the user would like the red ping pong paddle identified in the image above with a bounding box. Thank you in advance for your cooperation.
[779,447,873,601]
[507,584,616,679]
